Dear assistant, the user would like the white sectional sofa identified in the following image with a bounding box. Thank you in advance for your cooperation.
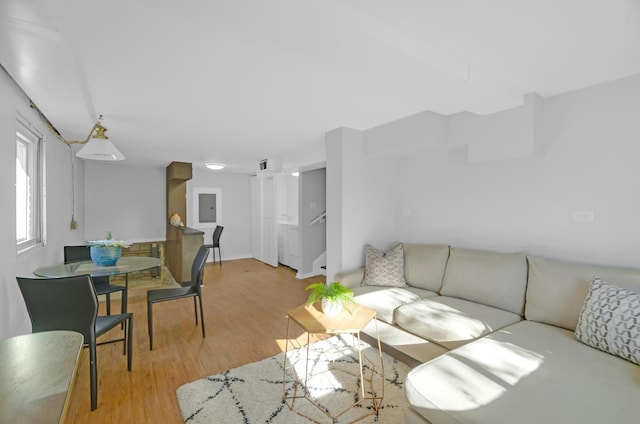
[335,243,640,424]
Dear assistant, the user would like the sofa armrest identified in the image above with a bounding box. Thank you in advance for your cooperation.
[334,268,365,289]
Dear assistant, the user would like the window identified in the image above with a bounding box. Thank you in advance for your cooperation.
[16,117,46,253]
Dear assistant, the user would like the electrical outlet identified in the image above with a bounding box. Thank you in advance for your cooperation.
[571,210,595,223]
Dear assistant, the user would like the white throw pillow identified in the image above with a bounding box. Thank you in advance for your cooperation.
[575,277,640,365]
[361,243,407,287]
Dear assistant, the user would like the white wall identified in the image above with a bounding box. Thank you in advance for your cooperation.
[188,168,252,261]
[84,162,166,242]
[1,69,86,339]
[396,74,640,267]
[326,129,345,280]
[364,110,447,156]
[85,164,253,262]
[327,73,640,277]
[448,93,544,162]
[325,127,397,281]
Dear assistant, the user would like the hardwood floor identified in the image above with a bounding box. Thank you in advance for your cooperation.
[64,258,326,423]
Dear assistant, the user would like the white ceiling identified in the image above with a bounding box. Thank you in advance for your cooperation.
[1,0,639,172]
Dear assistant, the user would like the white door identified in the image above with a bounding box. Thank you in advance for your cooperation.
[261,175,278,267]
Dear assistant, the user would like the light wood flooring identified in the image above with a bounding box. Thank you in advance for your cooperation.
[64,258,326,423]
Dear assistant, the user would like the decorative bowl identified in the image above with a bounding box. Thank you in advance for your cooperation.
[90,246,122,266]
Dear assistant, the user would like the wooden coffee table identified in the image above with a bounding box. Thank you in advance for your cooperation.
[282,302,384,422]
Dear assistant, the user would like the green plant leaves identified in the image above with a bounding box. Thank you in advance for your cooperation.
[305,282,354,306]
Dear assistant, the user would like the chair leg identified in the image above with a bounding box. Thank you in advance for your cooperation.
[89,341,98,411]
[120,290,126,330]
[218,246,222,266]
[105,293,111,315]
[198,294,205,338]
[147,301,154,350]
[121,294,127,355]
[193,297,198,324]
[126,315,133,370]
[120,289,126,314]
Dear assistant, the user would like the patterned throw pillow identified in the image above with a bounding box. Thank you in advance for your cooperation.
[575,277,640,365]
[361,243,407,287]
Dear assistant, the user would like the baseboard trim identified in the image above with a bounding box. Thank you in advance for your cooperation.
[205,253,253,263]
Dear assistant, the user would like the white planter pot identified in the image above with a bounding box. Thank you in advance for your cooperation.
[321,299,343,316]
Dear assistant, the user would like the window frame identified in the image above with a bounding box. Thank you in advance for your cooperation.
[16,116,46,254]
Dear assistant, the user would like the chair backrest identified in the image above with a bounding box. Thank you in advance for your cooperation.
[212,226,224,247]
[16,275,98,343]
[63,245,109,286]
[189,245,210,290]
[64,245,92,263]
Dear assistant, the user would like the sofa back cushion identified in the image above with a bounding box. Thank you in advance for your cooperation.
[526,256,640,330]
[403,244,450,292]
[334,268,365,289]
[440,247,528,315]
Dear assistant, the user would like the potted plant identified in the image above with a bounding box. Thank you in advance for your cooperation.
[87,231,132,266]
[305,281,355,316]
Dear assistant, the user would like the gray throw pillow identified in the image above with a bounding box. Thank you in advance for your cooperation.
[575,277,640,365]
[361,243,407,287]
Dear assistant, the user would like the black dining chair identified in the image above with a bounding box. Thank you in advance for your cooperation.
[64,245,126,315]
[205,225,223,266]
[146,245,209,350]
[16,275,133,411]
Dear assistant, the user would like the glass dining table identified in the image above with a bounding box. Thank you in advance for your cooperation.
[34,256,164,314]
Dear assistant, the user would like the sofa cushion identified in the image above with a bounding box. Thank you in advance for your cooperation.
[334,267,365,289]
[526,256,640,330]
[352,287,436,324]
[575,277,640,365]
[361,243,407,287]
[440,247,528,315]
[402,243,450,292]
[361,319,449,365]
[394,296,522,350]
[353,285,436,299]
[405,320,640,424]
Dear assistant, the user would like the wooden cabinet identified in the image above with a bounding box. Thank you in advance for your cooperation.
[166,225,204,283]
[166,161,192,225]
[165,161,203,282]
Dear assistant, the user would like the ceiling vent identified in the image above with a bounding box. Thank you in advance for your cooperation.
[257,158,279,175]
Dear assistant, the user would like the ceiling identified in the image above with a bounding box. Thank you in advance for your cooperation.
[1,0,639,173]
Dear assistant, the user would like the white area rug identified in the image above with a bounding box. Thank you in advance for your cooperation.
[177,335,410,423]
